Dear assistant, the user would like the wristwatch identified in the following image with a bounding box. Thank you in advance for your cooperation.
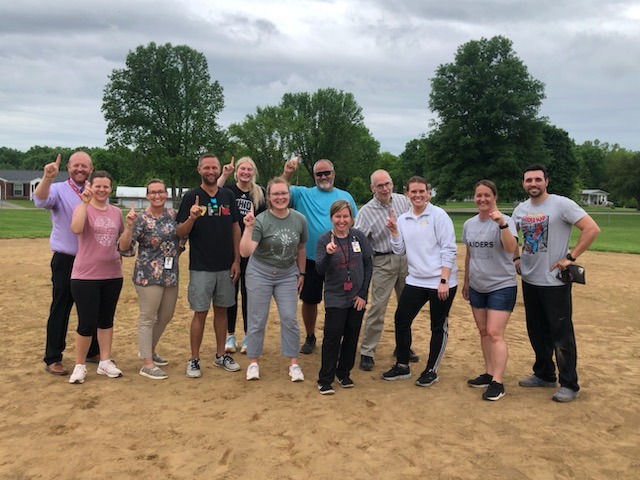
[566,253,576,262]
[499,223,509,230]
[440,278,447,284]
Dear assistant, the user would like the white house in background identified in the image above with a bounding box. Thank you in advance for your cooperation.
[115,186,177,209]
[581,189,610,206]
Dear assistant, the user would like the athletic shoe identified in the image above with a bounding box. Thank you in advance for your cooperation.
[186,358,201,378]
[97,360,123,378]
[483,381,505,401]
[393,348,420,363]
[468,372,493,388]
[338,377,354,388]
[152,353,169,366]
[246,362,260,381]
[289,364,305,382]
[552,387,579,403]
[318,383,335,395]
[382,363,411,381]
[215,354,241,372]
[241,336,248,354]
[518,375,556,388]
[415,370,438,387]
[69,364,87,384]
[139,366,168,380]
[359,355,374,371]
[225,335,237,353]
[300,334,316,354]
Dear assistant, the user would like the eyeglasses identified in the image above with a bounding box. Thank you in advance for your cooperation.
[374,182,392,190]
[147,191,167,196]
[314,171,333,178]
[270,191,290,197]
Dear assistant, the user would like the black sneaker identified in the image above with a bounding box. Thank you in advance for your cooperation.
[300,334,316,354]
[359,355,374,371]
[382,364,411,381]
[483,381,505,401]
[338,377,354,388]
[318,383,335,395]
[393,348,419,363]
[415,370,438,387]
[467,372,493,388]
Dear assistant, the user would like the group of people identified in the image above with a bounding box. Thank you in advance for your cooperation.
[36,151,600,403]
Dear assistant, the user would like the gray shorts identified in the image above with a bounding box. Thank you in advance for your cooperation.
[188,270,236,311]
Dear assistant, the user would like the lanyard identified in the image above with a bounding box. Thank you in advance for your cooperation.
[67,179,83,198]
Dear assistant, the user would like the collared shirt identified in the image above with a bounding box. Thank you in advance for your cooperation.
[34,180,83,256]
[354,193,410,254]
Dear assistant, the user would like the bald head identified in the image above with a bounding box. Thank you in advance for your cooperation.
[370,169,393,204]
[67,151,93,184]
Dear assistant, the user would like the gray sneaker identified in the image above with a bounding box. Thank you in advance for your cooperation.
[552,387,579,403]
[186,358,201,378]
[518,375,556,388]
[139,365,168,380]
[215,354,241,372]
[152,353,169,366]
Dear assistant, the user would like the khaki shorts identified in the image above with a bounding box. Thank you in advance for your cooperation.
[188,270,235,311]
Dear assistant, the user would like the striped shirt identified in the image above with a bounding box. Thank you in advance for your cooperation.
[354,193,410,254]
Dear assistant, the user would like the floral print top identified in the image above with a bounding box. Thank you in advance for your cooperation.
[123,208,181,287]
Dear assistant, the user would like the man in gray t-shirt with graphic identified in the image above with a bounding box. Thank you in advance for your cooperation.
[512,164,600,403]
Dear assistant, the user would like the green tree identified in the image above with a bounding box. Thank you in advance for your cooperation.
[424,35,547,202]
[542,124,579,198]
[605,149,640,209]
[574,140,610,189]
[102,42,225,200]
[0,147,24,170]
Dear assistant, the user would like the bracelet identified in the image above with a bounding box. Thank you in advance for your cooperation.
[299,272,306,276]
[499,223,509,230]
[513,256,521,262]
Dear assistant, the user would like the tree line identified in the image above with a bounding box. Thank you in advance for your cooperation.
[2,37,638,208]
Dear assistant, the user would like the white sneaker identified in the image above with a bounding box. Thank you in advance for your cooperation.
[186,358,202,378]
[69,364,87,384]
[289,364,304,382]
[215,354,241,372]
[246,362,260,381]
[97,360,123,378]
[241,336,248,354]
[225,335,237,353]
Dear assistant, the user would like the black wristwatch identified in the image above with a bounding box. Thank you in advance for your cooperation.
[499,223,509,230]
[440,278,447,284]
[566,253,576,262]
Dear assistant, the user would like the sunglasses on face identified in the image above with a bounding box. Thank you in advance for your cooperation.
[315,171,333,178]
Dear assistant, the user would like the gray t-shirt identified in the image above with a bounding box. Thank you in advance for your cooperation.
[462,214,517,293]
[251,209,308,268]
[512,194,586,286]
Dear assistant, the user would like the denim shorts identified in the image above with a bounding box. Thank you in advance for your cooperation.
[188,270,235,310]
[469,286,517,312]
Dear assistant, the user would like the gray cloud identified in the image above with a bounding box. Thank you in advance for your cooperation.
[0,0,638,155]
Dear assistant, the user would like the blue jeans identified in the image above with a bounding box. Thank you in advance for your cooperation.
[245,257,300,358]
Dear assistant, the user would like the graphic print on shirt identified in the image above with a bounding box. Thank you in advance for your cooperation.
[467,232,495,260]
[93,214,118,246]
[521,213,548,255]
[236,194,253,217]
[270,228,297,260]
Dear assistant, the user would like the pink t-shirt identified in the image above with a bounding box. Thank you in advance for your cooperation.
[71,204,124,280]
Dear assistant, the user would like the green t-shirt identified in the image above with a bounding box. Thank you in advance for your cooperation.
[251,209,308,268]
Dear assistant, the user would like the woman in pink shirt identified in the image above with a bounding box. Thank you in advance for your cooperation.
[68,171,124,384]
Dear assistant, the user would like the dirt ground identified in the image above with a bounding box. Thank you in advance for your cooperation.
[0,238,638,480]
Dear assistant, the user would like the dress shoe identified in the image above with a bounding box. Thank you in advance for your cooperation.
[45,362,69,376]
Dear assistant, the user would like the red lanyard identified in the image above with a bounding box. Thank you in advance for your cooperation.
[68,179,83,198]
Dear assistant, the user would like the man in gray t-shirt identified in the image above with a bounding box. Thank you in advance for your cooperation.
[512,164,600,403]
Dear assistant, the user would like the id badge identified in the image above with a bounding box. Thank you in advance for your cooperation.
[164,257,174,269]
[343,281,353,291]
[351,241,361,252]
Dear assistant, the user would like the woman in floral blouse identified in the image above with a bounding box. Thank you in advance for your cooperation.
[119,179,182,380]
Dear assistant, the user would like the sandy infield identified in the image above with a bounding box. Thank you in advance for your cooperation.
[0,238,638,479]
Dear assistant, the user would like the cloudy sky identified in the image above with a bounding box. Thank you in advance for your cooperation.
[1,0,639,156]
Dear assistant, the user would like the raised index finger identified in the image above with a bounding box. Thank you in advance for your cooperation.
[389,208,395,219]
[130,201,135,212]
[230,156,235,166]
[54,154,61,166]
[194,195,199,206]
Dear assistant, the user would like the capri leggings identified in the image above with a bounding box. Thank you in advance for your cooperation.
[71,278,123,336]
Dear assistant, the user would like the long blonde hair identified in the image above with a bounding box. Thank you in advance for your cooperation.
[234,156,265,207]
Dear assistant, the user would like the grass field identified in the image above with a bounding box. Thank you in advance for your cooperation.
[1,201,639,253]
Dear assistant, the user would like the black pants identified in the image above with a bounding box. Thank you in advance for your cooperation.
[227,256,249,334]
[318,307,365,385]
[43,252,99,365]
[522,281,579,391]
[394,284,457,371]
[70,278,123,336]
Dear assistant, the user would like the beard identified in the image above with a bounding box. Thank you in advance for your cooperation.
[201,174,219,187]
